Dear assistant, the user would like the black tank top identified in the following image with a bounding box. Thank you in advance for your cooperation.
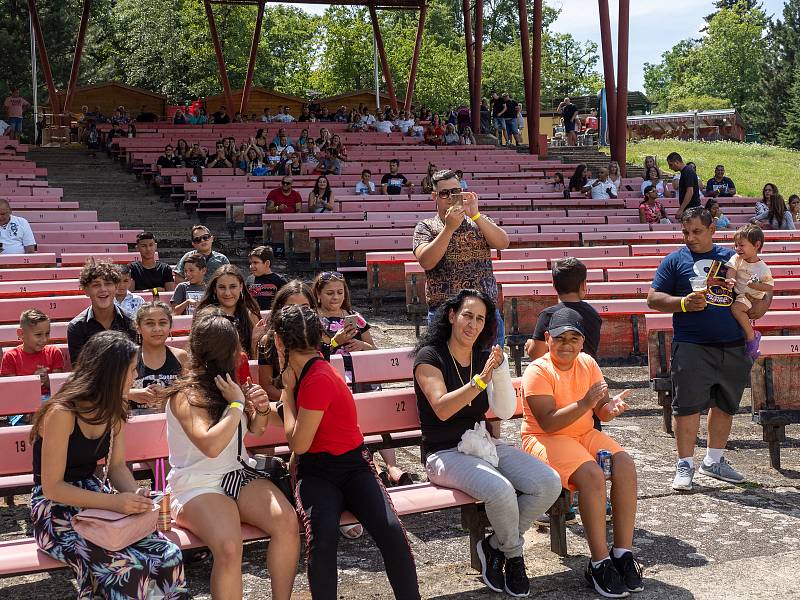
[130,347,182,409]
[32,418,111,485]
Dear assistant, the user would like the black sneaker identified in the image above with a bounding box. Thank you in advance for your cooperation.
[504,556,530,597]
[476,536,505,593]
[611,549,644,593]
[585,558,630,598]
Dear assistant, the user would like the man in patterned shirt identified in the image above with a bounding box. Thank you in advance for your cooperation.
[413,169,510,347]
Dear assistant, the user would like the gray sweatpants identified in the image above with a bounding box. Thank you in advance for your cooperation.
[425,443,562,558]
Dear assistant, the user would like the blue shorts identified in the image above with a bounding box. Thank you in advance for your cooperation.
[505,118,519,136]
[427,307,505,348]
[8,117,22,133]
[493,117,506,133]
[564,121,576,133]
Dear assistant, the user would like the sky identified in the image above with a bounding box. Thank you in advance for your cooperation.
[279,0,788,91]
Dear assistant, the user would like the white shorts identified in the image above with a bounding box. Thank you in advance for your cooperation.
[167,471,228,518]
[734,295,753,310]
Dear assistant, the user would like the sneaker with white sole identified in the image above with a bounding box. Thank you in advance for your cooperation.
[476,535,505,593]
[698,457,744,483]
[672,460,695,491]
[504,556,530,597]
[611,549,644,593]
[585,558,630,598]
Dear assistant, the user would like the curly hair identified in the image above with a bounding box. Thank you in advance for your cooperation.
[412,289,497,356]
[271,305,323,380]
[79,259,121,289]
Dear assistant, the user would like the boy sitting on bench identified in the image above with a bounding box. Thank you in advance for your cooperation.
[522,308,642,598]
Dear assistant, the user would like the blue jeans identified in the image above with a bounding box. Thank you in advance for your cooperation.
[428,307,505,348]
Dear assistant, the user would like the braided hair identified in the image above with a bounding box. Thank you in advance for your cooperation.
[271,305,322,381]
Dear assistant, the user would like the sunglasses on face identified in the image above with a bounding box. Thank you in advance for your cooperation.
[436,188,463,201]
[320,271,344,282]
[192,234,212,243]
[282,181,292,186]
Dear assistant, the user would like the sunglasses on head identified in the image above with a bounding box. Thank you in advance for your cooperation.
[192,234,212,243]
[436,187,463,200]
[320,271,344,282]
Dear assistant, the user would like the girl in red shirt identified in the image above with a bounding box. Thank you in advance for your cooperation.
[273,305,420,600]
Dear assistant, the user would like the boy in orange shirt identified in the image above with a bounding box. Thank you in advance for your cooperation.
[521,308,641,598]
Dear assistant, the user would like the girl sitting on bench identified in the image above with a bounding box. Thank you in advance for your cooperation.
[30,331,188,599]
[273,304,421,600]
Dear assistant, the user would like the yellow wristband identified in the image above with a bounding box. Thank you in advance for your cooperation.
[229,401,244,412]
[330,338,338,349]
[680,297,687,313]
[470,212,481,222]
[472,375,488,390]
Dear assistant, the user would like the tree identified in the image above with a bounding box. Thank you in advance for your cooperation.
[703,0,762,25]
[778,64,800,148]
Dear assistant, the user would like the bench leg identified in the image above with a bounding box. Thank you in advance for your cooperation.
[763,424,785,470]
[510,344,523,377]
[461,504,488,571]
[547,489,569,557]
[658,391,673,436]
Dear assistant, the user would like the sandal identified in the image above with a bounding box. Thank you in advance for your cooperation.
[339,524,364,539]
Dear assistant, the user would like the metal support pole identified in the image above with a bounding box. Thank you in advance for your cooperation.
[463,0,475,107]
[471,0,483,134]
[368,4,399,113]
[517,0,534,154]
[240,0,266,115]
[404,3,427,114]
[29,13,38,135]
[615,0,630,176]
[204,0,235,115]
[373,33,381,109]
[531,0,543,155]
[27,0,60,125]
[598,0,617,158]
[64,0,91,118]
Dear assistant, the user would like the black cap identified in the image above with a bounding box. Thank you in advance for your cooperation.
[547,307,585,338]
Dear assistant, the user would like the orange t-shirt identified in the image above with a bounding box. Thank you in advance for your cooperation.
[521,353,603,438]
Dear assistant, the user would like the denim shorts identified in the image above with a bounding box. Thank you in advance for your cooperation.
[8,117,22,133]
[505,118,519,136]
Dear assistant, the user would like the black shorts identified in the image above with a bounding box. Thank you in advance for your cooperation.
[670,341,752,416]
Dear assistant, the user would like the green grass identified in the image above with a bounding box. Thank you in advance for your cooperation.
[601,139,800,198]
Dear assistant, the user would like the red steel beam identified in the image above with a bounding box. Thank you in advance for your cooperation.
[470,0,483,133]
[204,0,235,115]
[369,4,399,112]
[517,0,534,154]
[615,0,630,176]
[530,0,543,155]
[64,0,92,119]
[27,0,61,124]
[463,0,475,107]
[240,0,266,115]
[404,3,427,113]
[598,0,617,158]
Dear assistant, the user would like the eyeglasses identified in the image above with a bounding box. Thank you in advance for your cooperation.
[192,234,212,243]
[436,187,463,200]
[319,271,344,282]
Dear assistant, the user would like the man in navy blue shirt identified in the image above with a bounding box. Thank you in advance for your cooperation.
[648,207,772,491]
[705,165,736,198]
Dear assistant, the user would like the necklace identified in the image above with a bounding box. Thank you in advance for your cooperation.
[446,342,473,401]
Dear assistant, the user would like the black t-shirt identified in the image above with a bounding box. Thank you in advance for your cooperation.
[492,99,506,118]
[381,173,408,195]
[130,261,175,291]
[679,166,701,208]
[505,99,518,116]
[413,343,490,461]
[562,103,578,123]
[156,155,181,169]
[213,112,231,124]
[246,272,287,310]
[532,301,602,359]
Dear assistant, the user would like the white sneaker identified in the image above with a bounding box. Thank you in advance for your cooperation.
[672,460,694,491]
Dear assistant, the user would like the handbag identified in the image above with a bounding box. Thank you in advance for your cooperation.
[221,421,295,507]
[72,427,159,551]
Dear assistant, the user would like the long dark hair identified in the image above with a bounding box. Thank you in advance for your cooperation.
[766,192,789,228]
[197,265,261,358]
[260,279,318,370]
[568,164,588,192]
[30,331,138,441]
[166,308,242,425]
[413,289,497,356]
[312,175,332,202]
[272,305,324,380]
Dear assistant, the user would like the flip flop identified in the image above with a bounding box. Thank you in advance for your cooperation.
[339,524,364,539]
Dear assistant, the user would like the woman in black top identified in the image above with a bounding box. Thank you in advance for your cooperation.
[30,331,187,599]
[413,290,561,597]
[568,163,590,194]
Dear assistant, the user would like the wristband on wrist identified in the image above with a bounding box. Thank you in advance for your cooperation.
[229,401,244,412]
[472,375,488,390]
[680,296,687,313]
[329,338,338,349]
[470,212,481,222]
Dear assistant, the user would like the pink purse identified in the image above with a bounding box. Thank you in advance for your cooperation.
[72,427,159,551]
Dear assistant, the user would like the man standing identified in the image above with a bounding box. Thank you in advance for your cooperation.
[0,200,36,254]
[174,225,229,283]
[503,93,521,146]
[647,207,772,491]
[129,232,175,291]
[558,97,579,146]
[491,92,507,145]
[380,159,411,195]
[667,152,700,219]
[4,88,30,140]
[413,169,509,347]
[705,165,736,198]
[581,167,617,200]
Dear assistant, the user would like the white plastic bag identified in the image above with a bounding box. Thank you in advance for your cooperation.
[487,352,516,420]
[457,422,499,467]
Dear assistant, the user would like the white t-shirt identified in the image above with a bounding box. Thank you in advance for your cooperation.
[360,114,376,126]
[641,179,666,197]
[0,216,36,254]
[395,119,414,131]
[273,113,295,123]
[276,144,295,154]
[355,181,375,195]
[586,179,617,200]
[725,255,773,299]
[260,115,272,122]
[375,120,393,133]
